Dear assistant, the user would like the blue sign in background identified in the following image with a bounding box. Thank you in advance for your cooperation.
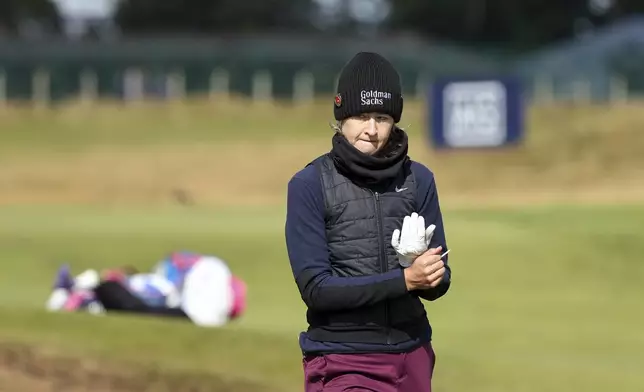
[429,76,524,148]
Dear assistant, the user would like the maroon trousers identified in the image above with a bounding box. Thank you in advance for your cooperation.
[303,343,436,392]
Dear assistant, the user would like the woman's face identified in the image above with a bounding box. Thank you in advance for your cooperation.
[341,112,394,155]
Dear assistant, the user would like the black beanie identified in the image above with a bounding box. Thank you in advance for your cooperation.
[334,52,403,123]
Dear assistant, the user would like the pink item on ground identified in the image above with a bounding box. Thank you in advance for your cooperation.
[63,290,94,311]
[228,275,247,319]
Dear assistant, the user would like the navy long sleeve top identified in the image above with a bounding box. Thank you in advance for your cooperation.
[285,160,451,353]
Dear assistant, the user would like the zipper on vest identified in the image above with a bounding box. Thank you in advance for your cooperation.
[373,191,392,344]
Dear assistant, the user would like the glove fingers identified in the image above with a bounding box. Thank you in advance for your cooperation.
[391,229,401,248]
[425,224,436,245]
[416,215,426,241]
[401,216,411,242]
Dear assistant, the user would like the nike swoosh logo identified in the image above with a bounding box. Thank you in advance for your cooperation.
[395,186,408,192]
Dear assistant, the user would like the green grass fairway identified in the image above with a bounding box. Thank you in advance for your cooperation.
[1,99,643,390]
[1,204,643,391]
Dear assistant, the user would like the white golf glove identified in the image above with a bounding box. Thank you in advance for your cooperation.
[391,212,436,268]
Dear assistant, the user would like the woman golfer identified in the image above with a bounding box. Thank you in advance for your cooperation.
[285,52,451,391]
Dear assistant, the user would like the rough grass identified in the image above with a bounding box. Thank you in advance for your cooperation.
[0,341,269,392]
[1,98,643,207]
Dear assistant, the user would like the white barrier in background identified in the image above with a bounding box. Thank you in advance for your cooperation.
[609,76,628,102]
[79,69,98,102]
[0,67,635,105]
[572,79,591,103]
[209,68,229,99]
[166,70,186,100]
[252,70,272,102]
[123,68,144,102]
[293,70,314,104]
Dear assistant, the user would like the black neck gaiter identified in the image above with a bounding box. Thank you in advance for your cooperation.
[329,127,410,189]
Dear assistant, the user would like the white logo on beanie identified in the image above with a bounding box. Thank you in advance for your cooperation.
[360,90,392,106]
